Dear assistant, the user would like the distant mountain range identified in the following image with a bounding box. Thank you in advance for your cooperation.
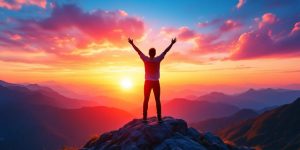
[197,88,300,109]
[218,97,300,150]
[125,88,300,124]
[0,80,98,108]
[39,81,136,111]
[0,80,133,150]
[1,80,300,149]
[190,109,258,133]
[162,98,240,122]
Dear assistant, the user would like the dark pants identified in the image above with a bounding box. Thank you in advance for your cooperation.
[143,80,161,120]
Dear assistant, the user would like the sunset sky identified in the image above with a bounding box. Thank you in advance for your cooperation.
[1,0,300,102]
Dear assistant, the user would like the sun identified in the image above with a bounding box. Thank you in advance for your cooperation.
[120,78,133,90]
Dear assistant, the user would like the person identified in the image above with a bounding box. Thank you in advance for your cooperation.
[128,38,176,123]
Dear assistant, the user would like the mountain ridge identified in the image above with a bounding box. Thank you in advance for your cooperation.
[190,109,258,133]
[197,88,300,109]
[0,80,134,150]
[162,98,240,122]
[0,80,99,108]
[218,97,300,150]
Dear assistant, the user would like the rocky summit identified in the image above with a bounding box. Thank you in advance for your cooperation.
[82,116,252,150]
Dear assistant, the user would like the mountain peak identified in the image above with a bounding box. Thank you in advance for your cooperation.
[0,80,7,84]
[82,116,252,150]
[0,80,16,87]
[294,97,300,103]
[243,88,256,94]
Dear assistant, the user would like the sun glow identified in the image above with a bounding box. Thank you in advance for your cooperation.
[120,78,133,89]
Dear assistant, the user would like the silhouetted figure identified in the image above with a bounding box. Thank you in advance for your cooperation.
[128,38,176,122]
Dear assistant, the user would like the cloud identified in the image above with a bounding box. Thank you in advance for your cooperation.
[291,22,300,34]
[1,5,144,50]
[193,33,231,53]
[0,4,146,67]
[161,19,241,54]
[171,12,300,61]
[220,19,242,32]
[236,0,246,9]
[197,19,222,28]
[9,33,22,41]
[0,0,47,10]
[177,27,197,41]
[1,1,299,68]
[37,4,144,48]
[230,14,300,60]
[258,13,277,29]
[161,26,197,41]
[278,22,300,52]
[230,30,274,59]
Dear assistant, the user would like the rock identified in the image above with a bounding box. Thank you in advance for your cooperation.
[82,116,251,150]
[154,133,207,150]
[187,127,203,142]
[202,132,229,150]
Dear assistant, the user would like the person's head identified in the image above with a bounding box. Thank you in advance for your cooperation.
[149,48,156,58]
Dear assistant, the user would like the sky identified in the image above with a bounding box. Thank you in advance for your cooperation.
[1,0,300,101]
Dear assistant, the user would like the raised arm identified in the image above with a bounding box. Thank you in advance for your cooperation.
[161,38,176,56]
[128,38,144,56]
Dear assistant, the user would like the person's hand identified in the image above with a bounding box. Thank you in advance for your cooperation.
[128,38,134,45]
[171,38,177,44]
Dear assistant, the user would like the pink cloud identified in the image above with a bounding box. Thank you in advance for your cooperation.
[161,27,231,54]
[194,34,232,53]
[160,27,178,36]
[230,30,274,59]
[161,26,201,41]
[197,22,209,28]
[161,19,240,54]
[220,19,242,32]
[291,22,300,34]
[236,0,246,9]
[230,18,300,60]
[259,13,277,29]
[160,26,198,41]
[177,27,197,41]
[197,19,222,28]
[0,4,145,66]
[190,14,300,60]
[15,5,143,50]
[118,10,128,16]
[10,33,22,40]
[36,5,144,48]
[0,0,46,10]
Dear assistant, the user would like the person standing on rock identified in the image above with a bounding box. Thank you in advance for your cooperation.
[128,37,176,123]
